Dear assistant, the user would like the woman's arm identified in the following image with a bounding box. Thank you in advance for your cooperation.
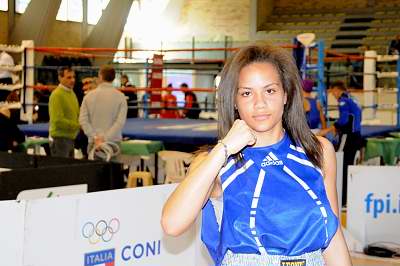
[161,119,256,236]
[161,146,225,236]
[317,136,352,266]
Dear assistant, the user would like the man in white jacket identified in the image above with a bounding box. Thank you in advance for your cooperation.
[0,51,15,101]
[79,65,127,159]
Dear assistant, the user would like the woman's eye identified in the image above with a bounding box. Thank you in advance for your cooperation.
[266,88,276,94]
[242,91,251,96]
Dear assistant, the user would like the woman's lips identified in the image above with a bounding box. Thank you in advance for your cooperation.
[253,114,271,121]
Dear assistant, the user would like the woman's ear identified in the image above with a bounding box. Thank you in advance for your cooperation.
[234,108,240,119]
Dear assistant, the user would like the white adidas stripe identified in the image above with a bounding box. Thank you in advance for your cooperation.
[249,216,255,228]
[320,206,328,218]
[251,198,259,209]
[289,144,306,154]
[259,247,267,255]
[287,153,323,176]
[268,152,279,161]
[218,158,235,177]
[253,169,265,198]
[254,236,262,247]
[307,189,318,200]
[221,160,254,191]
[283,166,310,190]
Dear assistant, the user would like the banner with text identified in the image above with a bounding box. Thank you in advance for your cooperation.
[347,166,400,247]
[1,200,25,266]
[22,185,212,266]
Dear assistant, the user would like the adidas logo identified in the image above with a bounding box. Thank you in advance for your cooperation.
[261,152,283,167]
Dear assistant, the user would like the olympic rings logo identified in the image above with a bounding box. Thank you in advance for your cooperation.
[82,218,120,244]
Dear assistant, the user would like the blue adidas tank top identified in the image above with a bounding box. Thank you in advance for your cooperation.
[201,133,338,265]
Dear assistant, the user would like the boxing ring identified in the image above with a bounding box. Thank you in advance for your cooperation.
[19,118,399,146]
[2,40,400,147]
[19,118,217,146]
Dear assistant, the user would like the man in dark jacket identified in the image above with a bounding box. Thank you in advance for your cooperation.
[0,107,25,151]
[181,83,200,119]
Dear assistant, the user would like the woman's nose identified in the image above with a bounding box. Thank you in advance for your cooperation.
[254,91,267,108]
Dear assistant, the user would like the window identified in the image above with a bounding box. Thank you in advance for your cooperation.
[0,0,7,11]
[116,0,181,63]
[56,0,68,21]
[87,0,110,25]
[15,0,31,13]
[56,0,83,22]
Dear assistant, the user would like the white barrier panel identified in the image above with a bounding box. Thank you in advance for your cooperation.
[1,156,346,266]
[347,166,400,248]
[336,152,343,213]
[1,200,25,266]
[20,185,210,266]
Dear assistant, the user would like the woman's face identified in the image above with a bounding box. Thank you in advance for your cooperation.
[235,62,287,134]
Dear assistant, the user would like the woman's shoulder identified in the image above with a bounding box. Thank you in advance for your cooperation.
[316,136,336,178]
[316,136,335,155]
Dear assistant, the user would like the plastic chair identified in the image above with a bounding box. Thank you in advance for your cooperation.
[158,150,193,184]
[127,171,153,187]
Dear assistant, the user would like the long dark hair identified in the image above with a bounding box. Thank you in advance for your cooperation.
[217,44,323,168]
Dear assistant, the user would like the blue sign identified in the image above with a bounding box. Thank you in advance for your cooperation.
[84,248,115,266]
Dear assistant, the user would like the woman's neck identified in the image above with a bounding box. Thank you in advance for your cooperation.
[253,124,285,147]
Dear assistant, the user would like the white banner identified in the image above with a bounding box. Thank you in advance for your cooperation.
[1,200,25,266]
[336,152,343,214]
[347,166,400,247]
[20,184,211,266]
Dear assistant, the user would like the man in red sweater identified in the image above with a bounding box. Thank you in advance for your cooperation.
[160,84,180,119]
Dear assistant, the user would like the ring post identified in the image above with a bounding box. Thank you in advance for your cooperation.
[397,55,400,126]
[317,40,326,116]
[20,40,34,124]
[363,50,377,121]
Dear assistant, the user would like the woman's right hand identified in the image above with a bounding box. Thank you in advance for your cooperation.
[221,119,257,156]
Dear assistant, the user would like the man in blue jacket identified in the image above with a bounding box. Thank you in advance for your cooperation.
[319,81,363,206]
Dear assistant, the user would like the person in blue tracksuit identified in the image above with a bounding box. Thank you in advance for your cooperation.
[302,79,326,130]
[161,45,352,266]
[319,81,363,206]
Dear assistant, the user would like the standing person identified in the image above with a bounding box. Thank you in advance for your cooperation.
[0,106,25,152]
[181,83,200,119]
[75,77,97,158]
[161,45,351,266]
[79,65,127,159]
[388,34,400,55]
[319,81,362,207]
[120,74,138,118]
[49,66,80,158]
[0,51,15,101]
[302,79,326,130]
[82,77,97,94]
[160,83,180,119]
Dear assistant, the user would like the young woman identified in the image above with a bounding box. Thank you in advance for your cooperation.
[161,45,352,266]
